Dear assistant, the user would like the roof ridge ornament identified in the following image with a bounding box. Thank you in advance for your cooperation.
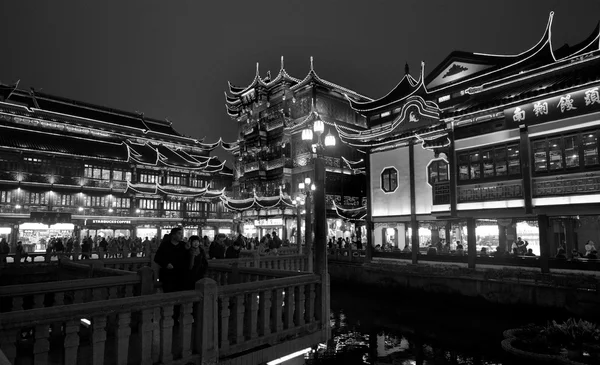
[280,55,285,70]
[405,62,409,76]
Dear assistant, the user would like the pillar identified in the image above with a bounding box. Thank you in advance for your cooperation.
[467,218,476,269]
[431,227,440,246]
[564,218,577,254]
[194,278,219,363]
[538,215,550,274]
[506,220,517,250]
[313,154,329,337]
[296,207,302,254]
[498,223,507,253]
[305,191,313,272]
[397,224,407,250]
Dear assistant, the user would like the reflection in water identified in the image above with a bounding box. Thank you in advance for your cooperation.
[298,285,566,365]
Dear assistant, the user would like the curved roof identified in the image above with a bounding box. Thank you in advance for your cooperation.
[220,192,294,212]
[424,12,556,93]
[0,124,128,161]
[346,62,427,113]
[332,202,366,221]
[125,182,225,198]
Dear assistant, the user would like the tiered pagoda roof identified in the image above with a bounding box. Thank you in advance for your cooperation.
[225,56,372,119]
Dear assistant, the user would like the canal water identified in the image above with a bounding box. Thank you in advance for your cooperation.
[302,283,570,365]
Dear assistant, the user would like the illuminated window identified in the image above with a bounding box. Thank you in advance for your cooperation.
[0,191,13,203]
[139,199,158,210]
[139,172,160,184]
[532,129,599,174]
[427,160,449,185]
[457,143,520,183]
[380,167,398,193]
[56,194,73,206]
[85,196,108,207]
[112,170,132,181]
[164,201,181,211]
[84,165,111,180]
[166,173,188,186]
[438,95,450,103]
[112,197,131,208]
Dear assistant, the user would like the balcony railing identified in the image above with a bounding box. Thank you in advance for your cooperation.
[533,171,600,197]
[433,181,451,205]
[244,161,260,173]
[457,180,522,203]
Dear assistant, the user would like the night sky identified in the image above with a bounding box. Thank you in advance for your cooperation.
[1,0,600,164]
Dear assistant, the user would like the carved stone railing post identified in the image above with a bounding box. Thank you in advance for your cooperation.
[116,312,131,365]
[194,278,218,364]
[219,296,231,350]
[92,315,107,365]
[137,266,155,295]
[283,286,295,329]
[160,304,174,363]
[179,302,194,359]
[229,262,240,285]
[258,289,272,336]
[271,288,283,334]
[294,285,305,326]
[63,320,80,365]
[33,324,50,364]
[138,309,154,364]
[232,294,245,344]
[244,292,259,340]
[305,283,315,324]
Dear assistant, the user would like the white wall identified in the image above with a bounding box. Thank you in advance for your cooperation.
[413,145,434,215]
[370,147,411,217]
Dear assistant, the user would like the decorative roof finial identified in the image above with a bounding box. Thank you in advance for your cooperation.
[280,56,285,70]
[255,62,260,77]
[310,56,314,72]
[405,62,409,75]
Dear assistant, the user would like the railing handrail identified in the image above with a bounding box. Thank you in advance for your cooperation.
[208,263,305,277]
[0,274,139,297]
[0,289,200,328]
[0,273,321,327]
[218,273,320,297]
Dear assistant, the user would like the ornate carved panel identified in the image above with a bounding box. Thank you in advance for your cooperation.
[533,172,600,197]
[457,181,522,203]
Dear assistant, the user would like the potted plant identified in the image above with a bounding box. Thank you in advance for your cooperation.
[502,318,600,364]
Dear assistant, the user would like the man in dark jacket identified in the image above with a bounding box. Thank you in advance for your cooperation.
[154,227,189,293]
[225,241,241,259]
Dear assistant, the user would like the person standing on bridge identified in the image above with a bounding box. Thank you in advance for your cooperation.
[154,227,189,293]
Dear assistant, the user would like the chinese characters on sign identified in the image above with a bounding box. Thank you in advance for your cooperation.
[505,85,600,125]
[30,212,72,225]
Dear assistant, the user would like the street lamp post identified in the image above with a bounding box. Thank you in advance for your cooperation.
[292,196,304,255]
[297,178,315,272]
[301,112,335,337]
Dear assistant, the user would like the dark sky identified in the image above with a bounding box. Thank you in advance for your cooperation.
[1,0,599,163]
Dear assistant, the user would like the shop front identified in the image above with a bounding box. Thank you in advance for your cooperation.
[136,225,159,241]
[18,223,75,252]
[82,219,133,240]
[0,226,12,242]
[254,218,285,241]
[201,226,216,241]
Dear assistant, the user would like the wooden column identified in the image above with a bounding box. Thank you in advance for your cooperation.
[538,214,550,273]
[467,218,476,269]
[365,151,374,261]
[519,124,533,214]
[409,143,419,264]
[448,129,457,216]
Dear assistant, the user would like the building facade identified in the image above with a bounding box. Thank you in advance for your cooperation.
[0,84,233,251]
[340,12,600,262]
[223,58,369,243]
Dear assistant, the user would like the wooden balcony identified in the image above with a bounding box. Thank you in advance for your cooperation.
[457,179,523,203]
[533,170,600,197]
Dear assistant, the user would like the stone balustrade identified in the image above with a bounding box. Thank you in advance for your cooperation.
[221,253,308,271]
[0,274,326,365]
[0,265,153,313]
[206,263,307,286]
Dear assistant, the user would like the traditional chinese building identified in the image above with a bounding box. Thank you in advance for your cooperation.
[339,12,600,264]
[222,58,369,242]
[0,83,234,251]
